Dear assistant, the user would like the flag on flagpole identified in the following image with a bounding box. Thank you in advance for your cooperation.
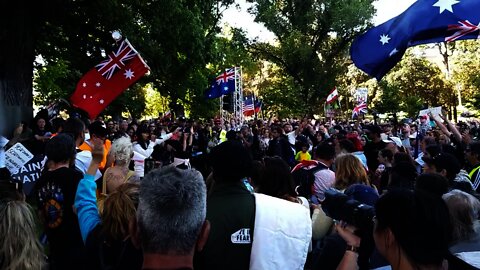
[351,0,480,80]
[71,39,150,119]
[243,95,255,116]
[205,67,237,99]
[324,99,340,118]
[254,100,262,114]
[326,87,339,104]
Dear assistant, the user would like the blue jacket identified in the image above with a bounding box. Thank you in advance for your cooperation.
[74,174,101,243]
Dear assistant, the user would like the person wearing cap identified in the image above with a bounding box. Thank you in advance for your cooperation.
[382,136,404,154]
[363,125,387,175]
[79,121,111,171]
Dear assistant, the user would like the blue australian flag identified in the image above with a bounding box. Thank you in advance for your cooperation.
[351,0,480,80]
[205,67,236,99]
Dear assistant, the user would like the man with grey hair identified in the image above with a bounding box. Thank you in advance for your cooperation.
[131,166,210,270]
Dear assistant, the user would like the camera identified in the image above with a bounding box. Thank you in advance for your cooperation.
[322,189,375,231]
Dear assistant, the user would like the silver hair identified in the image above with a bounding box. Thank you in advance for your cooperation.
[0,200,45,269]
[443,189,480,242]
[137,166,206,254]
[109,137,133,165]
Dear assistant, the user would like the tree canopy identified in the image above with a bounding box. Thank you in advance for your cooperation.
[246,0,376,115]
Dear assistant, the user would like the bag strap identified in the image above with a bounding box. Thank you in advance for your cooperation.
[125,170,135,182]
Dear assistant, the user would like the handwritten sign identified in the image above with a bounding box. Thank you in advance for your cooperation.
[5,143,34,174]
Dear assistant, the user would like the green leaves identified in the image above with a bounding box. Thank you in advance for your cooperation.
[247,0,375,115]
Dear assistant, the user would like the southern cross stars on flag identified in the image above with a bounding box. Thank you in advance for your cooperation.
[205,67,237,99]
[350,0,480,80]
[71,39,150,119]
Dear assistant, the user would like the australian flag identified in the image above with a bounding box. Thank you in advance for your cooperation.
[205,67,236,99]
[351,0,480,81]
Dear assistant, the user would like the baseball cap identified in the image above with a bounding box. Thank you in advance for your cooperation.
[382,136,403,148]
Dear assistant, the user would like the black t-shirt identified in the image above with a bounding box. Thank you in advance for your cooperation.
[35,167,86,269]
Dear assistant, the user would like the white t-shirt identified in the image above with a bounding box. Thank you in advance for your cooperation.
[75,149,102,180]
[132,133,173,178]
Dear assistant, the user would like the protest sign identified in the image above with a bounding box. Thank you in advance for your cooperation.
[5,143,33,174]
[11,154,46,196]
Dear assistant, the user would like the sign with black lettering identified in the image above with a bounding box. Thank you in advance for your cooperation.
[5,143,33,174]
[231,228,251,244]
[11,154,46,196]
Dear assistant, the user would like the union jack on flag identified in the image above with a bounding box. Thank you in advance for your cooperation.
[96,40,138,79]
[216,68,235,84]
[352,102,368,119]
[445,20,480,42]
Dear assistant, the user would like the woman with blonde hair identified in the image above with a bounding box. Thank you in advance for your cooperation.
[334,153,369,191]
[103,137,138,194]
[76,139,143,269]
[0,168,44,270]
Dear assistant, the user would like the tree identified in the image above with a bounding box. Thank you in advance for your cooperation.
[451,40,480,115]
[384,51,450,117]
[1,0,237,135]
[246,0,375,115]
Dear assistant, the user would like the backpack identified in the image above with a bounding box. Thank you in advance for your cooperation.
[292,163,328,198]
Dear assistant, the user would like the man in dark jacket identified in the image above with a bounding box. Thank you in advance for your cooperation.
[267,126,295,167]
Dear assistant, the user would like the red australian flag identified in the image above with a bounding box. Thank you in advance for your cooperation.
[71,39,150,119]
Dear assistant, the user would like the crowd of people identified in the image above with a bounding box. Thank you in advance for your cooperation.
[1,110,480,270]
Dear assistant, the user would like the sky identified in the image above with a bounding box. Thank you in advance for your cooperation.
[222,0,417,42]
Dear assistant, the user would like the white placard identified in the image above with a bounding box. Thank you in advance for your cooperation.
[354,88,368,104]
[419,106,442,117]
[5,143,34,174]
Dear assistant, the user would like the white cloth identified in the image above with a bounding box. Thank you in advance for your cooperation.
[132,133,173,177]
[250,193,312,270]
[171,157,191,169]
[455,252,480,268]
[75,150,102,180]
[286,131,296,146]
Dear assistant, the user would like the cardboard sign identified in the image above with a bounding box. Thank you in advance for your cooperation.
[5,143,34,174]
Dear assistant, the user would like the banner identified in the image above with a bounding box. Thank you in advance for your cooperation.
[11,154,46,196]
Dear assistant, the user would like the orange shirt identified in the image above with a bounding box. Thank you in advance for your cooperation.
[79,139,111,170]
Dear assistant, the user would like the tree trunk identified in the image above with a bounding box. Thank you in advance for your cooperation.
[0,1,38,137]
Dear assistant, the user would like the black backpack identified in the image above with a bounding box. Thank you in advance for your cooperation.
[292,163,328,198]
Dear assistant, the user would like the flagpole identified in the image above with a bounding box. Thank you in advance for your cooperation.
[253,91,257,120]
